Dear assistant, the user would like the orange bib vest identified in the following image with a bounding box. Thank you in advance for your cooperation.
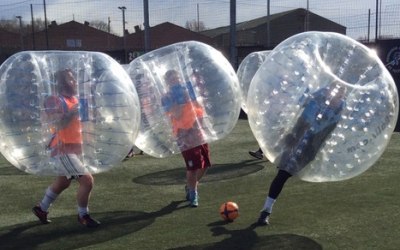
[49,96,82,148]
[168,102,204,135]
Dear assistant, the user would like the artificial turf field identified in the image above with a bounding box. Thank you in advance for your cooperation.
[0,119,399,250]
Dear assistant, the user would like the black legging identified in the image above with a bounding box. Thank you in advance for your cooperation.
[268,170,292,199]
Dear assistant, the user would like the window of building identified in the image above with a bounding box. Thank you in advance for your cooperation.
[66,39,82,48]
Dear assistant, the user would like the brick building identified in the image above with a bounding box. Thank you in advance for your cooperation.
[0,20,214,64]
[22,20,121,52]
[125,22,215,62]
[201,8,346,64]
[0,29,21,63]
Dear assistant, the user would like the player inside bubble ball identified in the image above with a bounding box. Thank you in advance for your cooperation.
[32,68,100,228]
[257,83,347,226]
[162,69,211,207]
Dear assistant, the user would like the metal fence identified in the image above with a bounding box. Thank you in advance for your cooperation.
[1,0,399,42]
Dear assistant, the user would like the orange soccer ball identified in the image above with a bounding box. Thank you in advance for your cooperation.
[219,201,239,222]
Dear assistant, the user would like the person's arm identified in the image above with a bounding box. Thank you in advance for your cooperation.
[186,81,197,101]
[44,96,78,130]
[161,95,172,112]
[297,87,314,109]
[163,86,190,120]
[58,103,78,129]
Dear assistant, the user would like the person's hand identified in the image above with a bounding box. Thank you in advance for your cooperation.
[170,105,183,120]
[57,103,79,128]
[69,103,79,117]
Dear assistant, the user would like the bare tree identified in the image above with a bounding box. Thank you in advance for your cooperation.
[0,18,19,33]
[32,18,46,31]
[89,20,113,33]
[0,18,46,34]
[185,19,206,32]
[26,18,46,33]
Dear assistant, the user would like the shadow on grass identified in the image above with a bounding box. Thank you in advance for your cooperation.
[170,221,322,250]
[0,165,27,176]
[0,200,186,250]
[133,159,265,185]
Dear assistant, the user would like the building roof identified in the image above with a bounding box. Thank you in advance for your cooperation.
[46,20,119,37]
[201,8,346,38]
[27,20,121,50]
[126,22,214,50]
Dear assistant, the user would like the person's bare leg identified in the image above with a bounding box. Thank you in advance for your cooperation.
[76,174,100,227]
[76,174,94,209]
[39,176,71,211]
[33,176,71,224]
[195,168,208,188]
[186,170,197,191]
[50,176,72,194]
[186,168,207,191]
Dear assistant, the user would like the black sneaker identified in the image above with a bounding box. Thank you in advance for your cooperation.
[32,205,51,224]
[257,210,270,226]
[249,150,263,160]
[78,214,101,228]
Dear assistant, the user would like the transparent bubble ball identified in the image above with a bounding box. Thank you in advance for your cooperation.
[237,50,270,113]
[0,51,140,175]
[127,41,241,157]
[247,32,399,182]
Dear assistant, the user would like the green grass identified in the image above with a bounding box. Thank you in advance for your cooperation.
[0,119,399,250]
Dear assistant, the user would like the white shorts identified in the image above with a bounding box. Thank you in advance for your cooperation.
[50,154,87,179]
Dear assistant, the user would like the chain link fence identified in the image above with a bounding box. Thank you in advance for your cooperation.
[1,0,399,42]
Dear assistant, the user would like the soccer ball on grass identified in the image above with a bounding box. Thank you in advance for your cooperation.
[219,201,239,222]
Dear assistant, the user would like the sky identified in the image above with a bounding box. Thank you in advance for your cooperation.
[0,0,399,40]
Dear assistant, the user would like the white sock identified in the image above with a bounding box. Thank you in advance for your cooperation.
[78,206,89,218]
[262,196,276,213]
[40,187,58,212]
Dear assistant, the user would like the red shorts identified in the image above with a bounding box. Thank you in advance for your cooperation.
[181,144,211,171]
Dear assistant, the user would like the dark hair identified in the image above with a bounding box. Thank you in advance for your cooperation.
[164,69,179,82]
[55,68,74,90]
